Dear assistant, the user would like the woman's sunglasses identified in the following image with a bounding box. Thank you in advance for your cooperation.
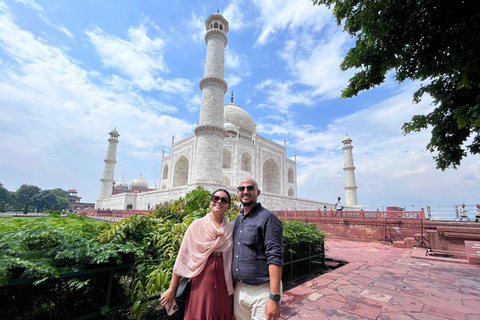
[211,195,229,204]
[237,186,255,192]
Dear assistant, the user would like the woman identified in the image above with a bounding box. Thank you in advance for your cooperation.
[160,189,234,319]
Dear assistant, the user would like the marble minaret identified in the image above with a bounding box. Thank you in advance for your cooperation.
[193,12,229,184]
[342,135,358,206]
[98,128,119,200]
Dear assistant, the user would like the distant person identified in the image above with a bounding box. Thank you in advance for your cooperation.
[458,204,470,221]
[335,197,343,211]
[323,205,327,212]
[475,204,480,223]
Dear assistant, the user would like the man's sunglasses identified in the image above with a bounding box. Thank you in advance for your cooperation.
[211,195,229,204]
[237,186,256,192]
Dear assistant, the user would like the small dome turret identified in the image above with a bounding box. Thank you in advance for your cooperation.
[114,178,128,189]
[131,174,148,188]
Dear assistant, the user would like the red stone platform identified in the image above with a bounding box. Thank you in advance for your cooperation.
[282,238,480,319]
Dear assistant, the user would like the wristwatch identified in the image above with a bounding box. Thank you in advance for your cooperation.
[269,293,281,302]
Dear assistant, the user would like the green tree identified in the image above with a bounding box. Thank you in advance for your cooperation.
[0,184,13,207]
[0,201,6,213]
[313,0,480,170]
[49,188,70,210]
[30,190,57,212]
[14,184,41,209]
[23,202,30,214]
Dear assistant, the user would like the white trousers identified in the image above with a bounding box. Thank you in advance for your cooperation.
[234,281,282,320]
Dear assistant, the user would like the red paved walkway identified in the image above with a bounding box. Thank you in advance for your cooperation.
[282,238,480,320]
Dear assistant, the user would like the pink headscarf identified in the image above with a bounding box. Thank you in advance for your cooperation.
[173,213,234,295]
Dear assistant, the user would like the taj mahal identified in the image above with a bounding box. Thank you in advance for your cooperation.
[95,12,358,211]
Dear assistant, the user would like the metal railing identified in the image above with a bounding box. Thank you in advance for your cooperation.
[2,263,147,319]
[282,241,325,283]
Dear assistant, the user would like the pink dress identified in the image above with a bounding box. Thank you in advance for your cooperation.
[184,254,233,320]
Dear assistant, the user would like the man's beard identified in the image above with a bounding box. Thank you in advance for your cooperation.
[241,199,255,207]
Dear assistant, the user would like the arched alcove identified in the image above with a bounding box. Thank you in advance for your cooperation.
[288,168,294,183]
[222,175,231,186]
[288,188,294,197]
[162,164,168,179]
[223,148,232,169]
[241,152,252,172]
[173,156,189,187]
[263,159,280,194]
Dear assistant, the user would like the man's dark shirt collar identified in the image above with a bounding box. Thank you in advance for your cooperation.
[241,202,262,217]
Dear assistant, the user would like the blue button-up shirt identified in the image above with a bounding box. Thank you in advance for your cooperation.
[232,203,283,284]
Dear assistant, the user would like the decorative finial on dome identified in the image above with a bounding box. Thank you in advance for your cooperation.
[217,9,219,13]
[231,91,234,103]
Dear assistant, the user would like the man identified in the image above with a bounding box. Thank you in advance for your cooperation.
[233,177,283,320]
[458,204,470,221]
[335,197,343,211]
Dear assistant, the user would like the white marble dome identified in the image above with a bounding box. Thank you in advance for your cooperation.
[114,179,128,189]
[224,122,237,132]
[224,102,255,135]
[131,175,148,188]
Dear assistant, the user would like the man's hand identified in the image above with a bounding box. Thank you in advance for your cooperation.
[265,298,280,320]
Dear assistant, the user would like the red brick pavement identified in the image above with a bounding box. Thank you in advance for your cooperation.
[282,238,480,320]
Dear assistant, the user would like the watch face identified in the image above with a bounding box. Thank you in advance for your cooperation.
[270,293,281,302]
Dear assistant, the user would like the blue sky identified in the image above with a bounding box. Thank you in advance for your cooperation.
[1,0,479,208]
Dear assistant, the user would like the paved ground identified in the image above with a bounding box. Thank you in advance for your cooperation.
[282,238,480,320]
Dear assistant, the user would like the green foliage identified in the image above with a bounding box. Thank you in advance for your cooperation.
[0,215,138,286]
[282,219,326,244]
[30,189,70,212]
[0,201,5,213]
[23,202,29,214]
[313,0,480,170]
[15,184,41,209]
[0,184,13,207]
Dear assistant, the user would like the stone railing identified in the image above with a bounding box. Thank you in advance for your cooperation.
[77,209,152,218]
[274,209,426,221]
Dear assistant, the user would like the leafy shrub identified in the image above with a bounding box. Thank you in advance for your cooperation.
[0,187,326,319]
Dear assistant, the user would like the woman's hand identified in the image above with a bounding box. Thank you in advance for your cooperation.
[160,273,181,307]
[160,287,176,307]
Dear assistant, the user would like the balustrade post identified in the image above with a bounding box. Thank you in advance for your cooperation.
[284,209,287,218]
[318,209,321,219]
[360,209,364,220]
[420,208,426,221]
[330,210,334,219]
[294,209,298,218]
[376,208,381,220]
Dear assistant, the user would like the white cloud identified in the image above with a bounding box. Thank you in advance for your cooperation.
[39,13,74,39]
[14,0,42,11]
[0,6,195,197]
[255,79,313,114]
[252,0,332,45]
[225,48,240,69]
[187,94,202,113]
[189,12,205,43]
[86,25,165,91]
[223,0,246,31]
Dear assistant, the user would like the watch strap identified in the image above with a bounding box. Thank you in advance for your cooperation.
[269,293,281,302]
